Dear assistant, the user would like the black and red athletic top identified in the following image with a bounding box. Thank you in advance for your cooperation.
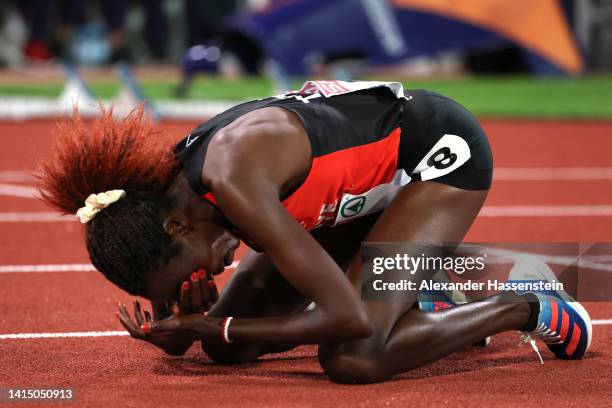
[175,81,417,231]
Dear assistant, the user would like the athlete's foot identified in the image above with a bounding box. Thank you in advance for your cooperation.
[520,293,592,362]
[509,255,592,362]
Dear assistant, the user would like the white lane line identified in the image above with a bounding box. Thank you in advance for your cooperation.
[0,212,71,222]
[1,319,611,340]
[494,167,612,181]
[480,205,612,217]
[581,255,612,261]
[0,166,610,203]
[0,331,129,340]
[0,264,96,273]
[0,183,40,198]
[0,261,240,273]
[0,171,32,183]
[593,319,612,325]
[479,246,612,273]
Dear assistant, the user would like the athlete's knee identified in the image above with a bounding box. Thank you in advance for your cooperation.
[318,345,387,384]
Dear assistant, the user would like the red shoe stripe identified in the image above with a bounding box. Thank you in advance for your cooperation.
[434,301,451,312]
[566,323,582,357]
[550,299,559,332]
[560,310,570,339]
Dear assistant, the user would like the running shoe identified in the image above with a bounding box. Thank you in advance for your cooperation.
[418,289,458,312]
[509,255,592,362]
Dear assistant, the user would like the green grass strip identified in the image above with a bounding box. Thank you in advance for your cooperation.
[0,76,610,119]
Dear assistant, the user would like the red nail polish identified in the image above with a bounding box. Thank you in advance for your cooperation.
[191,272,198,282]
[181,281,190,290]
[208,280,216,288]
[198,269,205,279]
[141,323,150,333]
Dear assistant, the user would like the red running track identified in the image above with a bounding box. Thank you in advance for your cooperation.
[1,119,612,407]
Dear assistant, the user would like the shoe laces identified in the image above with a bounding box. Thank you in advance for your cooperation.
[519,323,563,364]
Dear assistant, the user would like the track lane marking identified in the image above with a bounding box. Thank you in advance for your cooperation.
[480,205,612,217]
[0,183,40,198]
[593,319,612,325]
[0,171,33,183]
[0,331,129,340]
[0,261,239,273]
[480,246,612,272]
[494,167,612,180]
[1,319,611,340]
[0,264,96,273]
[0,212,71,222]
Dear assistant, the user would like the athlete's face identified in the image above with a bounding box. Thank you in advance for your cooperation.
[142,175,240,302]
[145,222,240,302]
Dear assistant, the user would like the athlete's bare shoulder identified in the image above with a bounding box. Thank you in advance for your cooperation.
[202,107,312,194]
[221,106,304,138]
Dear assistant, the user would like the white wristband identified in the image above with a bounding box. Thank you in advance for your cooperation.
[222,317,234,344]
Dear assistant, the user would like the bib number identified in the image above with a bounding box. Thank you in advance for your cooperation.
[413,134,471,181]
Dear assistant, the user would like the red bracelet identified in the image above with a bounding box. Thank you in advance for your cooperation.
[221,317,234,344]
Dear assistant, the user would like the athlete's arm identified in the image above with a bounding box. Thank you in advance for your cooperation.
[152,108,372,344]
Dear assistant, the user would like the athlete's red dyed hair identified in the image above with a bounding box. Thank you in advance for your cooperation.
[37,105,176,214]
[37,106,180,296]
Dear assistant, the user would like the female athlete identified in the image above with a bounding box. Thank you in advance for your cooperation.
[38,80,591,383]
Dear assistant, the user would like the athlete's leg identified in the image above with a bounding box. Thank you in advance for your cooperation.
[203,213,378,363]
[318,181,533,383]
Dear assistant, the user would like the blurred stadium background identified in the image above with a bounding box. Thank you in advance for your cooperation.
[0,0,610,120]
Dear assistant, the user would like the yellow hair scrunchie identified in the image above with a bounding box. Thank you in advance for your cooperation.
[76,189,126,223]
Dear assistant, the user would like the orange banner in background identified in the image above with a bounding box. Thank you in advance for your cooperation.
[392,0,583,74]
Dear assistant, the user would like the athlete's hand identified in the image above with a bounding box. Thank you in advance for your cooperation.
[140,271,222,341]
[180,269,220,315]
[116,297,194,356]
[143,313,222,341]
[116,269,220,354]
